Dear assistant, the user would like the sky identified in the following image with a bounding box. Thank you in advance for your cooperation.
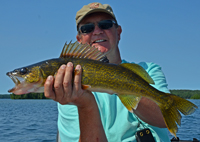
[0,0,200,94]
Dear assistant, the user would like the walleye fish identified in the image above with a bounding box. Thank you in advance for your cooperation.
[7,41,197,137]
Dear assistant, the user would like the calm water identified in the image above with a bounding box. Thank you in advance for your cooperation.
[0,99,58,142]
[0,99,199,142]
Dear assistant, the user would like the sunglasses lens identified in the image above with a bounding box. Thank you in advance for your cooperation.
[79,20,116,34]
[98,20,113,30]
[80,23,95,33]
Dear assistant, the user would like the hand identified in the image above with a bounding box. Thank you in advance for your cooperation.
[44,62,94,108]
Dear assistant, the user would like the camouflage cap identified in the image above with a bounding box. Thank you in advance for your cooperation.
[76,2,117,26]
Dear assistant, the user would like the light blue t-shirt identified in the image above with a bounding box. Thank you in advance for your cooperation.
[57,60,171,142]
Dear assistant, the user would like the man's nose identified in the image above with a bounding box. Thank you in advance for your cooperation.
[93,25,103,35]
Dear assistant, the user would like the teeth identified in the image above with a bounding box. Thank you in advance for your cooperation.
[11,76,21,85]
[94,39,105,43]
[7,72,21,85]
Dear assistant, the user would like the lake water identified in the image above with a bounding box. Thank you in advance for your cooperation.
[0,99,199,142]
[0,99,58,142]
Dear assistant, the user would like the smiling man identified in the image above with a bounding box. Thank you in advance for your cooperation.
[44,2,170,142]
[77,12,122,64]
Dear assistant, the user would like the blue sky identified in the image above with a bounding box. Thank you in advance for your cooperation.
[0,0,200,94]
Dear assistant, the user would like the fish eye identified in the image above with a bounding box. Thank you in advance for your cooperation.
[20,67,28,75]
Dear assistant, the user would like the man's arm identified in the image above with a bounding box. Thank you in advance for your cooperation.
[44,62,107,142]
[78,95,107,142]
[133,98,166,127]
[132,62,170,128]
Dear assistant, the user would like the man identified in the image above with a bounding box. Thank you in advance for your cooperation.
[44,2,170,142]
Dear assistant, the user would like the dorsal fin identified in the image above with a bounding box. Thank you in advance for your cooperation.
[60,41,109,63]
[120,63,155,84]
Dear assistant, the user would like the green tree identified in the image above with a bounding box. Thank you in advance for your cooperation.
[191,94,200,99]
[10,93,47,99]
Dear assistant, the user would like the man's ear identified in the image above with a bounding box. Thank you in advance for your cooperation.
[117,25,122,41]
[76,34,82,43]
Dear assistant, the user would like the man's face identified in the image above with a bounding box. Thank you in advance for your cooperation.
[76,13,122,53]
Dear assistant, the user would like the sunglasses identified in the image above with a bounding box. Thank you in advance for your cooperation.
[78,20,118,34]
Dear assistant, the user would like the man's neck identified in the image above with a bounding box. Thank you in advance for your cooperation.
[107,46,122,65]
[109,57,122,65]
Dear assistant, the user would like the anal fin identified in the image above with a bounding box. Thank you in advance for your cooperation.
[118,94,141,112]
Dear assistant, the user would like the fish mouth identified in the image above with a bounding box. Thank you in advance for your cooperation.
[6,72,21,93]
[6,72,20,85]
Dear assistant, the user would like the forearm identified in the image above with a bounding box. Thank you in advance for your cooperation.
[133,97,166,128]
[132,62,169,128]
[78,94,107,142]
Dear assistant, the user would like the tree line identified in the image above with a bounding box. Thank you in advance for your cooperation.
[0,90,200,99]
[170,90,200,99]
[10,93,48,99]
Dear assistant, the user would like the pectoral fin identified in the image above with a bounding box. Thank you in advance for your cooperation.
[82,85,91,90]
[118,94,142,112]
[120,63,154,84]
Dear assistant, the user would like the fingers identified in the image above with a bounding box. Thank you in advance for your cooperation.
[44,75,55,100]
[63,62,74,101]
[70,65,83,104]
[53,64,66,102]
[44,62,85,105]
[73,65,82,93]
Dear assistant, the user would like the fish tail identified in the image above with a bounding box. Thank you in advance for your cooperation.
[160,93,198,137]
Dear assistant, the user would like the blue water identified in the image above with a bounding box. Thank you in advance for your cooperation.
[0,99,58,142]
[0,99,199,142]
[167,99,200,140]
